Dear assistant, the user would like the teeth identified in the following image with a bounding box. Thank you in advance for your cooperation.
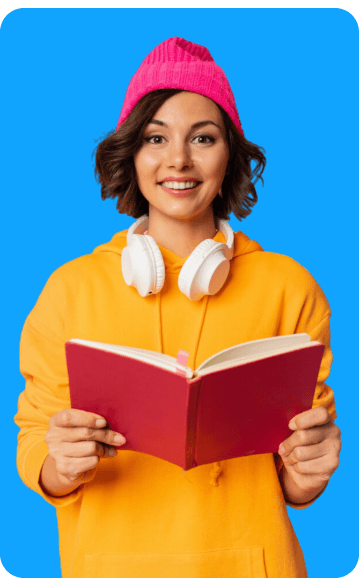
[161,181,198,190]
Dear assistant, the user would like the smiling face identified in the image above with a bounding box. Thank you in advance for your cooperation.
[133,91,229,226]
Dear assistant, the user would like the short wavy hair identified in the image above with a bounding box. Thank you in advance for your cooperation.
[94,89,266,221]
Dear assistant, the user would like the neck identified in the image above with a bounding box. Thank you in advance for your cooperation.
[146,208,217,258]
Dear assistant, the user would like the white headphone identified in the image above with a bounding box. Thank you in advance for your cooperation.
[121,215,234,301]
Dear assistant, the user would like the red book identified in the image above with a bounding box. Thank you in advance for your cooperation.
[65,334,324,470]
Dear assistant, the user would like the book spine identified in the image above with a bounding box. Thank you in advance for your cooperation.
[184,376,202,470]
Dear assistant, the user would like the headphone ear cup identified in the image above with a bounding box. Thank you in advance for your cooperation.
[142,234,165,293]
[121,234,165,297]
[179,239,230,301]
[178,239,217,301]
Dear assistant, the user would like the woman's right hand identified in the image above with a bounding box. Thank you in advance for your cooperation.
[40,409,126,496]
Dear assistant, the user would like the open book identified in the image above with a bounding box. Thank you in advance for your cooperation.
[65,334,324,470]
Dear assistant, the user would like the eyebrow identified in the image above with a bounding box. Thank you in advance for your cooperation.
[148,119,222,130]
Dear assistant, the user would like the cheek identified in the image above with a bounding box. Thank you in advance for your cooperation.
[200,149,228,178]
[133,153,160,199]
[206,155,227,180]
[217,147,230,169]
[135,151,160,175]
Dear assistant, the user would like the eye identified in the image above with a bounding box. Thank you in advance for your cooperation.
[193,134,216,144]
[143,135,165,144]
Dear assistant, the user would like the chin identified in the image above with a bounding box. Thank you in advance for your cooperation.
[159,206,210,223]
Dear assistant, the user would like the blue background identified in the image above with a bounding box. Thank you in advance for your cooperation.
[1,8,358,578]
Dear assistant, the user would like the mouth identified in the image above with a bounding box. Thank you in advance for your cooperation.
[158,181,202,192]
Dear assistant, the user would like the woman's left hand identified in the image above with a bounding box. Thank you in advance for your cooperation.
[278,406,341,494]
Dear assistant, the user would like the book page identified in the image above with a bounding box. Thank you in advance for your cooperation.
[69,339,193,378]
[196,334,312,375]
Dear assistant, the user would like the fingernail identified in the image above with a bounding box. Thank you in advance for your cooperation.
[109,449,117,457]
[278,445,286,456]
[96,419,106,427]
[288,421,297,430]
[114,434,126,444]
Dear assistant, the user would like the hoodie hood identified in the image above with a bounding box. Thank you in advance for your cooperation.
[93,228,263,270]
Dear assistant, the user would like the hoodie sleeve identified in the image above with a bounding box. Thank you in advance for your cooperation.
[275,279,337,510]
[14,267,84,507]
[293,273,336,423]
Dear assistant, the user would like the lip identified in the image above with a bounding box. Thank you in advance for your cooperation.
[159,177,201,183]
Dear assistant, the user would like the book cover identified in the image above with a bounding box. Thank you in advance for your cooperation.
[65,340,324,470]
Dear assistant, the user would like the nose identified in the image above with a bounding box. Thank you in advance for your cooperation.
[166,138,193,170]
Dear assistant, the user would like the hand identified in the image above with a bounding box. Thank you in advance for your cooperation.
[45,409,126,486]
[278,406,341,495]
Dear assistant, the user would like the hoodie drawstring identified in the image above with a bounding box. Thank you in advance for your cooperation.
[156,292,163,354]
[191,294,209,370]
[189,295,223,486]
[92,228,263,489]
[209,462,223,486]
[155,279,223,486]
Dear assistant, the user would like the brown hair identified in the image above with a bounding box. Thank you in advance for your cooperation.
[94,89,266,221]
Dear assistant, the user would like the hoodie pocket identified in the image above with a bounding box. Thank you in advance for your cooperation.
[84,546,267,577]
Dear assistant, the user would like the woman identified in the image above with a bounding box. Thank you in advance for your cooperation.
[15,37,341,578]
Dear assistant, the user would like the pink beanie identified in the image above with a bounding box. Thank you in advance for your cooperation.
[116,36,244,136]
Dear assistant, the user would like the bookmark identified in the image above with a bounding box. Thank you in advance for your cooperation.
[176,349,190,376]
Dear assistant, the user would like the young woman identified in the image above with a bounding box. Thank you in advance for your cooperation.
[15,37,341,578]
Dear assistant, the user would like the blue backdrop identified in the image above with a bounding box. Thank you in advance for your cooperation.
[1,8,358,578]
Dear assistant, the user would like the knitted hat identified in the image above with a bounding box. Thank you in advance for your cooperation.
[116,37,244,136]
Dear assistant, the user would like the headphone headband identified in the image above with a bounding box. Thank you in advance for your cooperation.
[128,215,234,257]
[122,215,235,300]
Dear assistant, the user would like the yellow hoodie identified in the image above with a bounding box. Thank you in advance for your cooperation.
[15,228,336,578]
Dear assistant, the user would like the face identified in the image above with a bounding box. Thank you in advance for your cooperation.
[133,91,229,224]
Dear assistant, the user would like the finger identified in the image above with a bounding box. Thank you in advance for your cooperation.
[59,441,118,459]
[282,441,328,466]
[279,427,327,457]
[290,453,340,476]
[288,406,332,431]
[59,425,126,446]
[52,409,108,429]
[95,428,127,447]
[56,455,100,481]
